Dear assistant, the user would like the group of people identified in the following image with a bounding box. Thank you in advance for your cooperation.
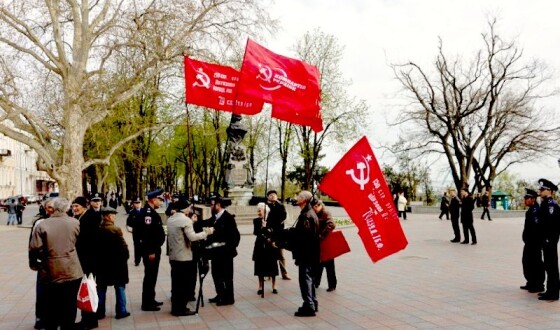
[520,178,560,301]
[5,196,25,225]
[439,188,477,245]
[26,187,341,329]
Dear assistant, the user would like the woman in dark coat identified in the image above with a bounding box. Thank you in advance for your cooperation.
[252,202,280,295]
[95,207,130,319]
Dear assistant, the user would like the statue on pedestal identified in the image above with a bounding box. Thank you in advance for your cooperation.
[225,114,254,189]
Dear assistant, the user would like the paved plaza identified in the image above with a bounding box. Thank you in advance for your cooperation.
[0,204,559,329]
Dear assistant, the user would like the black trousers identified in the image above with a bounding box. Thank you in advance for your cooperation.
[132,234,142,265]
[439,210,449,220]
[481,207,491,220]
[170,260,197,313]
[142,251,161,306]
[462,222,476,243]
[211,255,235,303]
[43,278,81,330]
[450,217,461,240]
[315,259,337,289]
[522,243,545,288]
[543,239,560,295]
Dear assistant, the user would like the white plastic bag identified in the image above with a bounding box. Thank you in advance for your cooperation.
[76,273,98,312]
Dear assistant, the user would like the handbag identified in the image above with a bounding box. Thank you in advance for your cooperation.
[77,273,99,312]
[320,231,350,262]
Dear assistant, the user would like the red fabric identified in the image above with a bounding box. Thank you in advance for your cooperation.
[271,104,323,133]
[320,231,350,262]
[319,136,408,262]
[184,57,263,115]
[237,39,321,120]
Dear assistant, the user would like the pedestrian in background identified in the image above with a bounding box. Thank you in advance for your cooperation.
[311,198,337,292]
[460,188,477,245]
[438,192,450,220]
[480,190,492,221]
[6,198,17,225]
[252,202,280,295]
[126,197,144,266]
[266,190,291,280]
[449,189,461,242]
[397,191,407,220]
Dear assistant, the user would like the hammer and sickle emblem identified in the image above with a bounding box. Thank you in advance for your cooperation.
[193,68,210,89]
[345,157,370,190]
[257,64,273,83]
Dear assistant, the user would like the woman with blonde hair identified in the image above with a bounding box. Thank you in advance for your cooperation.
[252,202,280,295]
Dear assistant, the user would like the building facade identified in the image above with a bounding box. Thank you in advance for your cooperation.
[0,134,57,199]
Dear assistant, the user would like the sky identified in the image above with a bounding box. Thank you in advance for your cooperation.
[263,0,560,188]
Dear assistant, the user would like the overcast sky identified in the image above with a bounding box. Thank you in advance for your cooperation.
[264,0,560,187]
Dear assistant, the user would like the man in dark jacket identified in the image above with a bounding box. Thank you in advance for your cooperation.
[520,188,544,293]
[266,190,291,280]
[138,189,166,311]
[75,195,102,330]
[95,207,130,319]
[449,189,461,243]
[126,197,144,266]
[480,190,492,221]
[291,191,320,317]
[207,196,240,306]
[460,188,477,245]
[536,178,560,300]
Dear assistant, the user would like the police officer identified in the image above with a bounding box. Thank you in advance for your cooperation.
[126,197,144,266]
[520,188,545,293]
[139,189,166,311]
[536,178,560,301]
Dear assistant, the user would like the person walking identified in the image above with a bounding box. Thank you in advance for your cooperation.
[266,190,291,280]
[480,190,492,221]
[6,198,17,225]
[167,200,213,316]
[139,189,167,311]
[95,207,131,320]
[460,188,477,245]
[311,198,337,292]
[438,192,450,220]
[397,191,407,220]
[519,188,545,293]
[291,191,320,317]
[252,202,280,295]
[536,179,560,301]
[29,198,83,330]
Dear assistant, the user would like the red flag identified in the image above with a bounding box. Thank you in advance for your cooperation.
[319,136,408,262]
[237,39,321,115]
[271,104,323,133]
[184,57,263,115]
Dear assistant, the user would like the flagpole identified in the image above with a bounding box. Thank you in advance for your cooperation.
[263,112,273,201]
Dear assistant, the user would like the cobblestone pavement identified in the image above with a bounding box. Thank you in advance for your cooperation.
[0,205,559,329]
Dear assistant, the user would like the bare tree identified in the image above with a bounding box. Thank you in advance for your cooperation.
[0,0,275,199]
[392,18,560,192]
[292,29,369,190]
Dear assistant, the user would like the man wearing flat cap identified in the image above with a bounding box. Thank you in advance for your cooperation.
[75,195,103,330]
[138,189,166,311]
[520,188,544,293]
[536,178,560,300]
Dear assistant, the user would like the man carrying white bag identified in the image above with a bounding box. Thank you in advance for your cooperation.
[77,273,99,313]
[29,197,84,330]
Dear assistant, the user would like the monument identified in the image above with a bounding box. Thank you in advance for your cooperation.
[224,114,253,206]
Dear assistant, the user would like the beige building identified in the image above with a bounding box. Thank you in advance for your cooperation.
[0,134,56,199]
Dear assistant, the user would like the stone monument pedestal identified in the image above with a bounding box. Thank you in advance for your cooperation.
[226,186,253,206]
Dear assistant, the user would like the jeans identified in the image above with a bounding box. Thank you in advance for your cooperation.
[7,213,17,225]
[298,264,317,310]
[97,285,128,317]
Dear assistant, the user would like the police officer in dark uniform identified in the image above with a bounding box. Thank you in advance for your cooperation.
[126,197,144,266]
[520,188,545,293]
[138,189,166,311]
[536,178,560,301]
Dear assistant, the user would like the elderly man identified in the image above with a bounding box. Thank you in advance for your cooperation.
[291,191,320,317]
[311,198,337,292]
[536,179,560,301]
[167,201,213,316]
[139,189,167,311]
[266,190,291,280]
[29,197,83,330]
